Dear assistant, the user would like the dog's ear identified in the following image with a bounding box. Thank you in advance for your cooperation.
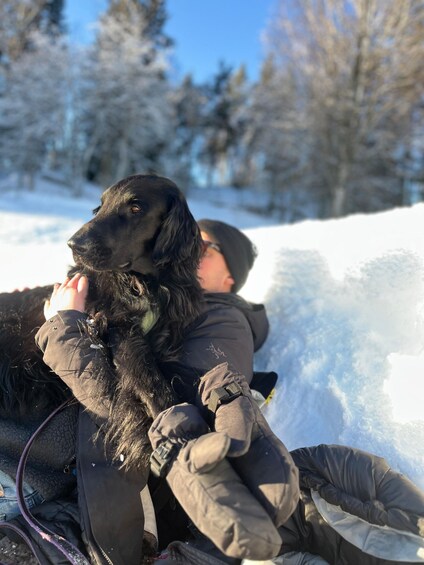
[152,193,202,269]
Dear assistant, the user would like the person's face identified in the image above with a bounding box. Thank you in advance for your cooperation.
[197,231,235,293]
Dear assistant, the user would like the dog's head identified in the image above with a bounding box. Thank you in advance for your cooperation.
[68,174,202,276]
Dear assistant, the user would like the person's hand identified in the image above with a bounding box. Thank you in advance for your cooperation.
[43,273,89,320]
[196,363,300,528]
[148,403,283,560]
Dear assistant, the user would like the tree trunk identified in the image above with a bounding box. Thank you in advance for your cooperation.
[331,163,349,217]
[115,136,129,182]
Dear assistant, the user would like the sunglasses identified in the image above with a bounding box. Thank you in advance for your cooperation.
[202,240,222,255]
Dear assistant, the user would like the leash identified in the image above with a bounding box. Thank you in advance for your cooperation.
[0,400,91,565]
[0,520,43,565]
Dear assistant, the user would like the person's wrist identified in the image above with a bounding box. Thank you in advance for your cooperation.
[44,309,88,323]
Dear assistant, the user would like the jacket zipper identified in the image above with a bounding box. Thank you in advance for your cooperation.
[99,546,114,565]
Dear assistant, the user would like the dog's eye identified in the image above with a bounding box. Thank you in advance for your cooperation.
[130,204,142,214]
[93,206,101,216]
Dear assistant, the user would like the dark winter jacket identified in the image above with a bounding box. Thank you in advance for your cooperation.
[279,444,424,565]
[161,292,269,402]
[19,292,270,565]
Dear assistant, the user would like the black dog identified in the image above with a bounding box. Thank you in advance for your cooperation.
[0,174,203,470]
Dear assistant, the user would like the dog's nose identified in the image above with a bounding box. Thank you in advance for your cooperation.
[67,237,88,255]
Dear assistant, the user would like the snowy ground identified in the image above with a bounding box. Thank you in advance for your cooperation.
[0,176,423,491]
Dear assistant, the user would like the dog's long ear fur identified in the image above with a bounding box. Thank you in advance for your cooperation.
[152,191,202,269]
[150,191,204,359]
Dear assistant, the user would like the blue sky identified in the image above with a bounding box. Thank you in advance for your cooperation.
[65,0,276,83]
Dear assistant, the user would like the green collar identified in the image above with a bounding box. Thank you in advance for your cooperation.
[141,306,159,334]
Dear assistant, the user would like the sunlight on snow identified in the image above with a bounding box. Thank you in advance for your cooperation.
[385,353,424,423]
[0,179,423,490]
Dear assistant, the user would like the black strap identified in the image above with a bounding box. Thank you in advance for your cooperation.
[150,439,179,479]
[208,382,243,414]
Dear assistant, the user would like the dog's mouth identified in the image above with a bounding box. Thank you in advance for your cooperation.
[72,251,132,272]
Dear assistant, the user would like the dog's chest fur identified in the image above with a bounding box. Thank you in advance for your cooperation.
[0,271,163,419]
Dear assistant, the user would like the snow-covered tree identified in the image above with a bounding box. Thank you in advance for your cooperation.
[166,74,204,192]
[199,63,249,187]
[107,0,171,50]
[81,0,173,184]
[225,65,254,189]
[264,0,424,217]
[248,56,311,220]
[0,0,64,65]
[0,31,69,188]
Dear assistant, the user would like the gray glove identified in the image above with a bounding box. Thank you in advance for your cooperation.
[196,363,300,527]
[148,403,283,560]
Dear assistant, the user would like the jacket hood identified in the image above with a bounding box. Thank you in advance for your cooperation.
[204,293,269,352]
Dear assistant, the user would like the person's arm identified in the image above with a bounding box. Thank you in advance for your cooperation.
[35,274,115,424]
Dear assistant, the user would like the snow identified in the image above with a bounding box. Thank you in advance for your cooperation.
[243,209,424,490]
[0,176,423,490]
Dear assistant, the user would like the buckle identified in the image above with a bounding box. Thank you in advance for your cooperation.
[150,439,177,478]
[208,382,243,414]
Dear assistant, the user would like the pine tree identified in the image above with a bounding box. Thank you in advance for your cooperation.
[107,0,171,49]
[0,0,65,65]
[248,55,308,220]
[81,0,172,184]
[199,62,246,186]
[166,74,204,191]
[0,31,69,187]
[226,64,259,189]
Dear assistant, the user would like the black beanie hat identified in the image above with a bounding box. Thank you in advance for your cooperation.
[198,219,257,293]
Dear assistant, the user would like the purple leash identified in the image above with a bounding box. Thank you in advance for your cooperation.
[0,520,44,565]
[0,400,91,565]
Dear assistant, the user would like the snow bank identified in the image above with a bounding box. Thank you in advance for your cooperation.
[241,206,424,490]
[0,180,423,489]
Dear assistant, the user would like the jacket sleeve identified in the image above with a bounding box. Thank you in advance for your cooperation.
[178,303,255,385]
[35,310,114,424]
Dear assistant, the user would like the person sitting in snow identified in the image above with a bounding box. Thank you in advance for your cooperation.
[2,217,299,565]
[158,220,424,565]
[3,217,423,565]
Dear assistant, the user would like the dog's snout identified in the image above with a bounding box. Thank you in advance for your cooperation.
[67,237,88,255]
